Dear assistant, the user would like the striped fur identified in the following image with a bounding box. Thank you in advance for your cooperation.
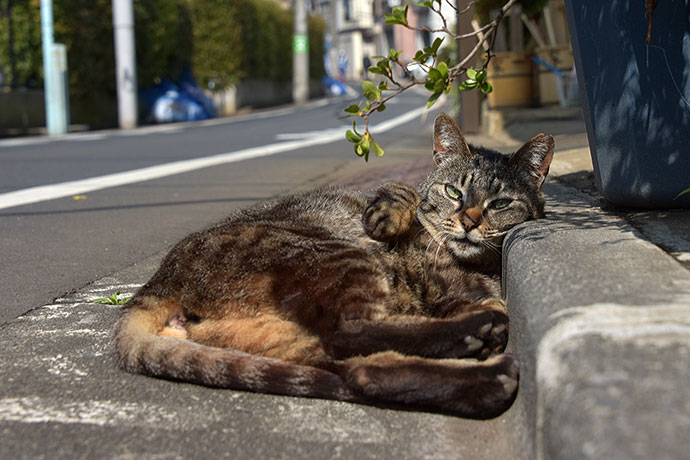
[114,114,553,418]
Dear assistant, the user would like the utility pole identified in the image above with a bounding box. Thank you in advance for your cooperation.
[292,0,309,104]
[329,0,338,78]
[40,0,68,135]
[112,0,138,129]
[8,0,17,88]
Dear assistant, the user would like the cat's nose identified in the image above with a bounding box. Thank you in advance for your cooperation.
[460,207,482,231]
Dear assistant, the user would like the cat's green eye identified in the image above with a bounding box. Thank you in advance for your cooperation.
[491,199,512,210]
[444,184,462,200]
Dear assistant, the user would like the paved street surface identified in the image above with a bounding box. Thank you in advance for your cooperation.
[3,93,690,459]
[0,93,533,459]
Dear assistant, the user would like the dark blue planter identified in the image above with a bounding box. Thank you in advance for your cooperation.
[565,0,690,208]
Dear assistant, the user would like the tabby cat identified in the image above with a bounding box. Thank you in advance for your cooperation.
[115,113,553,419]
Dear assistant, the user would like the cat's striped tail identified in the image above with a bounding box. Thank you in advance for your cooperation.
[114,297,360,402]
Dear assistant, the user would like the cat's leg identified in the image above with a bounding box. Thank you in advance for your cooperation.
[186,314,335,369]
[431,296,509,358]
[323,309,507,360]
[339,351,519,419]
[362,182,420,241]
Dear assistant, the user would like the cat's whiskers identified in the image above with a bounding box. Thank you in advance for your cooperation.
[480,239,502,256]
[423,230,448,280]
[485,229,509,238]
[433,233,451,272]
[423,232,440,281]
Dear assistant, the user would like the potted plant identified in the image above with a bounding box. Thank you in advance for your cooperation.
[564,0,690,208]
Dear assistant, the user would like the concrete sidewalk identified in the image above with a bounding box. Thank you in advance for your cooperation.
[2,108,690,459]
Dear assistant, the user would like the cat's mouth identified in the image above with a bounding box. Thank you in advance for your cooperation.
[417,213,503,259]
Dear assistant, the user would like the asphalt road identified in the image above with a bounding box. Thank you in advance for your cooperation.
[0,91,436,325]
[0,91,531,460]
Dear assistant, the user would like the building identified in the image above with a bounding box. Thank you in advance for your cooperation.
[310,0,456,81]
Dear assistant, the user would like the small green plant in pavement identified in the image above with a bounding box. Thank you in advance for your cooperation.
[94,291,131,305]
[675,187,690,200]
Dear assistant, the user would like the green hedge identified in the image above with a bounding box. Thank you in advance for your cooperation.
[0,0,325,95]
[231,0,325,85]
[0,0,43,88]
[186,0,242,90]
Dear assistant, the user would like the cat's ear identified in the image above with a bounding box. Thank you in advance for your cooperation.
[433,113,472,164]
[509,134,554,188]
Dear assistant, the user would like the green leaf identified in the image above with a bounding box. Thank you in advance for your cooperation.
[362,80,380,101]
[466,68,477,80]
[93,290,129,305]
[414,50,427,62]
[360,136,370,153]
[476,69,487,84]
[346,130,361,143]
[384,14,403,25]
[427,91,442,108]
[480,81,493,94]
[428,68,442,81]
[355,136,371,161]
[376,103,387,112]
[368,66,383,75]
[371,138,385,157]
[354,142,365,157]
[459,80,477,91]
[438,61,448,78]
[417,1,434,7]
[344,104,360,114]
[385,5,408,26]
[431,37,444,53]
[352,120,363,137]
[388,49,401,60]
[675,187,690,200]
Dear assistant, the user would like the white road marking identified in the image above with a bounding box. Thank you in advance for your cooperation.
[275,127,349,141]
[0,106,430,211]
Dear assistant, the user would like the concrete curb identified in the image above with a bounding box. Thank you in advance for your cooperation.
[503,181,690,459]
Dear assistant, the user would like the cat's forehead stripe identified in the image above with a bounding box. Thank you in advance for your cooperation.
[490,177,503,194]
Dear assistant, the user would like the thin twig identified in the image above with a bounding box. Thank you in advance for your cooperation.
[457,0,478,15]
[362,80,418,129]
[359,0,518,131]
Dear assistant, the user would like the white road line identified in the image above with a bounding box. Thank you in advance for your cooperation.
[0,106,429,211]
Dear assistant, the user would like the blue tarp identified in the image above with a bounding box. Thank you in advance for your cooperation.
[139,70,216,124]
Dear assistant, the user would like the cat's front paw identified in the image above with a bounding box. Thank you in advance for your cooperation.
[363,183,419,241]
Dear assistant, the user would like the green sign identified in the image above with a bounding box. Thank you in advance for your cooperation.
[293,34,308,54]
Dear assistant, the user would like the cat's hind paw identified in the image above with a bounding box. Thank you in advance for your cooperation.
[456,309,509,359]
